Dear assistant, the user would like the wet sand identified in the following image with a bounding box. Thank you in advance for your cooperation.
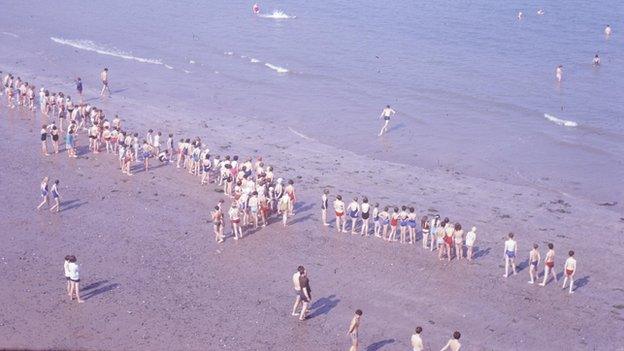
[1,81,623,350]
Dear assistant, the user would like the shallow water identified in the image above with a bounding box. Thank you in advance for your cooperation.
[1,0,622,206]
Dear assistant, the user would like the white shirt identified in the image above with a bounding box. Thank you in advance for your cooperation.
[154,134,160,147]
[64,260,70,277]
[465,230,476,246]
[504,239,516,252]
[68,262,80,280]
[292,272,301,291]
[411,334,423,351]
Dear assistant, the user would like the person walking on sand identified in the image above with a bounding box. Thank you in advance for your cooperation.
[67,255,84,303]
[321,189,330,226]
[503,232,517,277]
[49,180,61,213]
[37,177,50,210]
[298,269,312,321]
[378,105,396,136]
[291,266,304,316]
[561,250,577,294]
[347,309,362,351]
[539,243,557,286]
[440,331,461,351]
[528,243,541,284]
[229,202,243,240]
[100,68,110,97]
[411,326,424,351]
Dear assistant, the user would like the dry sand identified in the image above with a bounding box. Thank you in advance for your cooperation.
[0,78,623,350]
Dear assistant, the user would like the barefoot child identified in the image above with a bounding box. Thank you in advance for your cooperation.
[49,180,61,213]
[421,216,429,248]
[528,244,541,284]
[37,177,50,210]
[40,125,49,156]
[465,226,476,261]
[334,195,346,233]
[440,331,461,351]
[321,189,330,226]
[64,255,72,297]
[212,206,224,243]
[372,203,381,237]
[360,197,371,236]
[67,255,84,303]
[347,309,362,351]
[503,232,517,277]
[347,198,360,234]
[539,243,557,286]
[562,250,577,294]
[453,223,464,260]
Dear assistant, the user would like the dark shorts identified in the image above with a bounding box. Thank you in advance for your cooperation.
[298,290,310,303]
[70,278,80,283]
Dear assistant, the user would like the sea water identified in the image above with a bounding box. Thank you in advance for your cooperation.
[1,0,622,207]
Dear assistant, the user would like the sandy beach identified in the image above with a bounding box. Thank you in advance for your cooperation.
[1,69,623,351]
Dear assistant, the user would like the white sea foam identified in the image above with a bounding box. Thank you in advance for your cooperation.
[265,63,289,74]
[288,127,314,141]
[164,64,174,70]
[1,32,19,38]
[189,60,195,64]
[544,113,578,127]
[259,10,296,19]
[183,69,191,74]
[224,51,234,56]
[250,58,260,63]
[50,37,163,65]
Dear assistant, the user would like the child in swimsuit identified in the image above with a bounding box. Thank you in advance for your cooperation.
[399,206,408,244]
[372,203,380,237]
[37,177,50,210]
[408,207,417,244]
[49,180,61,213]
[360,197,370,236]
[528,243,541,284]
[421,216,430,249]
[333,195,346,233]
[347,198,360,234]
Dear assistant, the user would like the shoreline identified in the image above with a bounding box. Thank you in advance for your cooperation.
[1,64,623,350]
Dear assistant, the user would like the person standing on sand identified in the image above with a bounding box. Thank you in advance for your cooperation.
[291,266,304,316]
[229,202,243,240]
[440,331,461,351]
[528,243,541,284]
[561,250,577,294]
[539,243,557,286]
[347,309,362,351]
[372,203,381,237]
[503,232,517,277]
[360,198,371,236]
[411,326,424,351]
[453,223,464,260]
[298,269,312,321]
[67,256,84,303]
[321,189,330,226]
[49,180,61,213]
[420,216,430,248]
[278,193,291,227]
[378,105,396,136]
[211,205,224,243]
[75,77,83,102]
[64,255,72,297]
[100,68,110,97]
[334,195,346,233]
[40,124,49,156]
[37,177,50,210]
[465,226,476,261]
[347,197,360,234]
[443,220,453,261]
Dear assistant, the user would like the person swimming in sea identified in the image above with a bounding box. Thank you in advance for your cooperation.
[252,3,260,14]
[593,54,601,66]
